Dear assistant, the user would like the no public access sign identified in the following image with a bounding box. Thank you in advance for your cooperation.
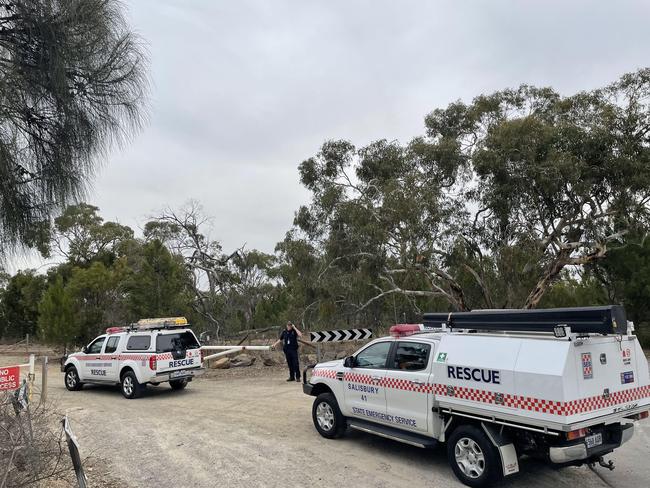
[0,366,20,391]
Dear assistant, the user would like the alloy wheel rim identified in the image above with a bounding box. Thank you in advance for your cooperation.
[66,370,77,387]
[316,402,335,431]
[454,437,485,479]
[123,376,133,395]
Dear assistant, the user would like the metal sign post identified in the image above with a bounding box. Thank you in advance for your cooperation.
[63,416,87,488]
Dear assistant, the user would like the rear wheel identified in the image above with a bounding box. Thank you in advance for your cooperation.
[64,366,83,391]
[120,371,143,399]
[170,379,188,390]
[312,393,346,439]
[447,424,502,487]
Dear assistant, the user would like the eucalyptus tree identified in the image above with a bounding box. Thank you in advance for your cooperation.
[288,69,650,319]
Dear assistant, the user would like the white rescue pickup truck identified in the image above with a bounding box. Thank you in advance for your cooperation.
[62,317,204,399]
[302,306,650,487]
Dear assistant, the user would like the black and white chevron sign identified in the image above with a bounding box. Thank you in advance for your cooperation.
[310,328,372,343]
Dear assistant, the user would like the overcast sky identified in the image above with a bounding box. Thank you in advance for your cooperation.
[8,0,650,271]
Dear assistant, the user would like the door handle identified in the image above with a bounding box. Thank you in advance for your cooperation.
[371,376,382,382]
[410,380,424,386]
[111,357,117,360]
[336,372,344,380]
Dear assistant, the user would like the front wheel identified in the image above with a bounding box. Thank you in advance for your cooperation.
[447,424,503,488]
[170,379,188,390]
[64,366,83,391]
[312,393,346,439]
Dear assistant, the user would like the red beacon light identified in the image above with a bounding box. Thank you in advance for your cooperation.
[105,326,127,334]
[389,324,426,337]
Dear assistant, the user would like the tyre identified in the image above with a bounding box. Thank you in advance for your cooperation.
[64,366,83,391]
[169,379,188,390]
[120,370,143,399]
[312,392,346,439]
[447,424,503,488]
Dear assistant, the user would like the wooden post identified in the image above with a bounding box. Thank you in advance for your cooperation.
[41,356,48,403]
[316,344,322,363]
[28,354,35,402]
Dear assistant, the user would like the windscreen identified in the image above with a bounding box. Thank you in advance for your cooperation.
[156,331,200,353]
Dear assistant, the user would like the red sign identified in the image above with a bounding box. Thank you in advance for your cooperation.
[0,366,20,391]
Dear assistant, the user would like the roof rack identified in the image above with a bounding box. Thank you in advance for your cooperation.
[105,317,190,335]
[422,306,627,335]
[136,317,188,329]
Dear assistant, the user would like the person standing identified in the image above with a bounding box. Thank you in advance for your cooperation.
[273,321,302,382]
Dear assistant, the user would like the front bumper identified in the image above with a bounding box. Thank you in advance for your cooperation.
[303,383,314,395]
[549,423,634,464]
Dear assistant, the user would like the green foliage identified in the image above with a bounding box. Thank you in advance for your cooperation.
[126,240,192,319]
[0,270,47,339]
[40,203,135,265]
[0,0,148,254]
[65,260,130,343]
[38,276,77,347]
[281,69,650,329]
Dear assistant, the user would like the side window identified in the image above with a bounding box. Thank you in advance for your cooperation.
[392,342,431,371]
[105,336,120,354]
[355,342,392,369]
[87,337,106,355]
[127,336,151,351]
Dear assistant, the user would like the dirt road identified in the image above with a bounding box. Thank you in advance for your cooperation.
[17,365,641,488]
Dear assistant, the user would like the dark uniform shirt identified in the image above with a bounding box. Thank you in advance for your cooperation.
[280,329,299,351]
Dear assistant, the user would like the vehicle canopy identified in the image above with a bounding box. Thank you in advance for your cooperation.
[411,307,650,430]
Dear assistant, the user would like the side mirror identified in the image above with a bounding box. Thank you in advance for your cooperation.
[343,356,355,368]
[81,345,88,354]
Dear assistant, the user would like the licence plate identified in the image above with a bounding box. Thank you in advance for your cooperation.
[170,370,188,379]
[585,433,602,449]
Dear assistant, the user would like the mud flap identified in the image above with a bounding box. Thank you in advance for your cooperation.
[481,423,519,477]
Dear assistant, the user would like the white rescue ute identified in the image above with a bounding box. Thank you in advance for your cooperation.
[62,317,205,399]
[302,306,650,487]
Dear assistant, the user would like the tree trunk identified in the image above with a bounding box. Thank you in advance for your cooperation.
[524,250,570,309]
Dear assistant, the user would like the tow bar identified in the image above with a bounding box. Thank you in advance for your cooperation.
[593,457,615,471]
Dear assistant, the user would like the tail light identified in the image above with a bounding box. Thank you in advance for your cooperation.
[200,348,205,363]
[628,411,649,421]
[566,428,588,441]
[149,355,157,371]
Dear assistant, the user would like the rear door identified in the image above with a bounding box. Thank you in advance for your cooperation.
[573,336,643,418]
[343,340,392,424]
[155,330,202,377]
[384,340,435,434]
[103,335,121,382]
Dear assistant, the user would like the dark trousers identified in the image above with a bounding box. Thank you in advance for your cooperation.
[284,348,300,380]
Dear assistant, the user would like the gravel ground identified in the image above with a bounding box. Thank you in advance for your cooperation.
[2,354,650,488]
